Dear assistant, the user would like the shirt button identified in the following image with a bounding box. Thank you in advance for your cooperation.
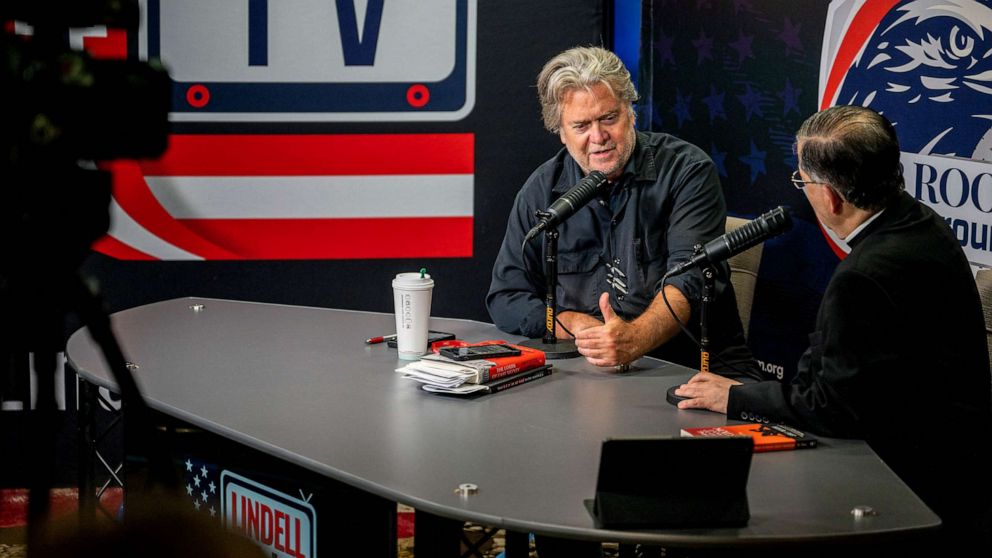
[740,412,748,420]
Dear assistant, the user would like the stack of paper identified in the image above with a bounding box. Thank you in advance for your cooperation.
[396,354,491,390]
[397,342,552,396]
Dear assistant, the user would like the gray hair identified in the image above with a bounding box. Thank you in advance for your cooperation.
[537,46,638,133]
[796,105,904,211]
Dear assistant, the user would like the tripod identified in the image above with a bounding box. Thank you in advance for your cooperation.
[1,264,179,546]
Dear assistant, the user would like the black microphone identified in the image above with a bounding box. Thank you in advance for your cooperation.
[667,206,792,276]
[524,171,609,242]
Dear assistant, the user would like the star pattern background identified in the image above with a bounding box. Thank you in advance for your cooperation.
[184,456,221,521]
[639,0,839,380]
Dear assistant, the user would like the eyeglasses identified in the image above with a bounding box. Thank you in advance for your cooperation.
[790,170,827,190]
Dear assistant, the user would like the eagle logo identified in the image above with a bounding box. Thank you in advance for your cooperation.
[824,0,992,160]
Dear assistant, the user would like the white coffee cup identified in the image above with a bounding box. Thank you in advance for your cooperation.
[392,272,435,360]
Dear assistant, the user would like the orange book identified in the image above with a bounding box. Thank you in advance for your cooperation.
[680,423,818,452]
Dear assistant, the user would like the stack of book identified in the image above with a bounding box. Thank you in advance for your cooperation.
[680,423,818,452]
[396,341,551,395]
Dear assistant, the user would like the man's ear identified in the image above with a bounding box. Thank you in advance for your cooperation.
[559,128,567,145]
[823,184,845,216]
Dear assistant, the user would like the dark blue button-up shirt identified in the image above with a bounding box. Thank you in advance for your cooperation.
[486,131,756,374]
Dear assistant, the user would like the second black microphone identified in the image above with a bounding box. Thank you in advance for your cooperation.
[667,206,792,276]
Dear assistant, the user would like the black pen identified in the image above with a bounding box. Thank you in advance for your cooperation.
[365,333,398,345]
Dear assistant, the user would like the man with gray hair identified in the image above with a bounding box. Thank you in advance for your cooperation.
[487,46,757,377]
[676,105,991,549]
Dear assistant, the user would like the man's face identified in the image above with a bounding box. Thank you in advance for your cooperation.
[796,147,835,230]
[558,82,636,180]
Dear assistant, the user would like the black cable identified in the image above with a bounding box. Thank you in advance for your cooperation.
[523,237,579,340]
[659,270,752,377]
[523,237,582,340]
[520,237,539,288]
[555,317,575,339]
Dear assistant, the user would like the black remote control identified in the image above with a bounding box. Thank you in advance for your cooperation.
[666,385,691,406]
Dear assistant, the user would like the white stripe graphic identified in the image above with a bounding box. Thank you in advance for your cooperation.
[107,198,204,260]
[145,174,474,219]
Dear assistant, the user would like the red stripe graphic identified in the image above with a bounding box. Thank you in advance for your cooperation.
[83,28,128,60]
[100,134,475,260]
[140,134,475,176]
[92,235,157,260]
[178,217,473,259]
[821,0,899,110]
[105,160,242,259]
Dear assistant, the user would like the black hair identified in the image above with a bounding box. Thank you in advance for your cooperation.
[796,105,904,211]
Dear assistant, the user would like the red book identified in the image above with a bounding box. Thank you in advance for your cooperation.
[428,340,546,383]
[680,423,818,452]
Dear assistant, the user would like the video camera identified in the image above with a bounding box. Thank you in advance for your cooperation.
[1,0,170,273]
[1,0,171,412]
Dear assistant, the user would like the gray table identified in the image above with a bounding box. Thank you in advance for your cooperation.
[66,297,939,547]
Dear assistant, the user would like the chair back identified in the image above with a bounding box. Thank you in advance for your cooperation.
[725,216,765,339]
[977,269,992,374]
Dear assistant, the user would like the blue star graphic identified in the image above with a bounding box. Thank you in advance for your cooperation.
[779,17,803,55]
[200,465,208,478]
[186,484,193,496]
[778,79,802,116]
[672,89,693,129]
[185,459,192,472]
[739,141,767,184]
[702,85,726,123]
[729,31,755,65]
[654,31,676,67]
[710,143,728,178]
[692,30,714,65]
[737,83,765,122]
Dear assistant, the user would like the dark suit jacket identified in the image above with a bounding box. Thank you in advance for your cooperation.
[728,191,991,532]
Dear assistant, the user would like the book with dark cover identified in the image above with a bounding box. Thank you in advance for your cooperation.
[680,423,818,452]
[483,364,553,393]
[420,365,553,396]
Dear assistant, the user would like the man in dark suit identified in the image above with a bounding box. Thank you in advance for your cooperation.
[675,105,991,548]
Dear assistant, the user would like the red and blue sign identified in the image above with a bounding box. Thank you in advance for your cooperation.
[821,0,992,266]
[140,0,477,121]
[96,134,475,260]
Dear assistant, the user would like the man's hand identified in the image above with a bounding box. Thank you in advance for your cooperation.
[574,293,642,367]
[556,311,603,339]
[674,372,742,414]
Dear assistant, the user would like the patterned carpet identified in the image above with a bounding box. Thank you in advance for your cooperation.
[1,493,522,558]
[1,492,630,557]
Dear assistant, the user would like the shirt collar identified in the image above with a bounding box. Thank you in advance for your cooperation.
[552,131,656,193]
[843,209,885,243]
